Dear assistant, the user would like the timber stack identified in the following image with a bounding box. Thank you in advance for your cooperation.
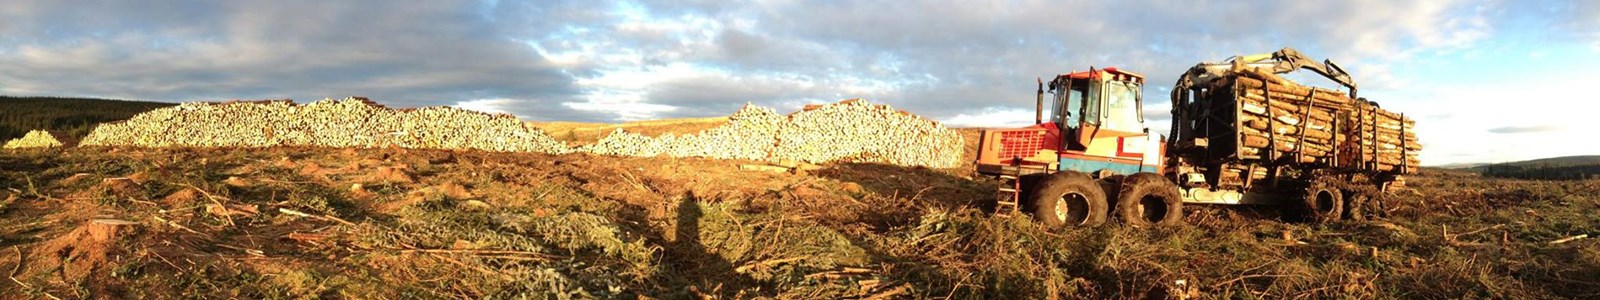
[75,97,963,168]
[2,130,72,149]
[579,104,783,160]
[583,100,964,168]
[79,98,571,154]
[773,99,964,168]
[1220,68,1420,174]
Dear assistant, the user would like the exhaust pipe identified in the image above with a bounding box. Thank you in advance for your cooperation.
[1036,78,1044,124]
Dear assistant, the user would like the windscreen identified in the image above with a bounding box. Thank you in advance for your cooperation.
[1101,81,1143,132]
[1052,83,1085,127]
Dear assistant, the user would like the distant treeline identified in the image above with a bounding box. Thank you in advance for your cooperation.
[1471,155,1600,180]
[1478,165,1600,180]
[0,96,175,141]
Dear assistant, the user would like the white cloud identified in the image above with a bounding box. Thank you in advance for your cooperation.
[942,107,1038,128]
[1395,72,1599,165]
[454,98,530,119]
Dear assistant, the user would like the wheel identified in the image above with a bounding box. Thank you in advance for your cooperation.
[1116,173,1185,227]
[1343,188,1383,220]
[1301,180,1343,223]
[1343,191,1368,221]
[1031,172,1108,228]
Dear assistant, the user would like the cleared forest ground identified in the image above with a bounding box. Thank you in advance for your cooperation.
[1,135,1597,299]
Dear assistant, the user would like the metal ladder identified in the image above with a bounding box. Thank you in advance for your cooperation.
[995,162,1048,217]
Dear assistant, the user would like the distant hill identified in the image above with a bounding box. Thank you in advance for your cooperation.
[1468,155,1600,180]
[0,96,175,141]
[1430,162,1488,169]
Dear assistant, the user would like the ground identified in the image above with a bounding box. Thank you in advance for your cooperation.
[0,129,1597,299]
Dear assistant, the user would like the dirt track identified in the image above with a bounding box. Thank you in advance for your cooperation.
[1,140,1597,298]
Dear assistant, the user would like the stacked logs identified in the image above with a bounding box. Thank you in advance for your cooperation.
[1220,68,1420,173]
[79,98,571,154]
[579,104,783,160]
[76,97,964,168]
[773,99,964,168]
[2,130,71,148]
[1344,102,1421,171]
[581,100,965,168]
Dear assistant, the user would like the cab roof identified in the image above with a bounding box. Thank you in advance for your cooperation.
[1055,67,1144,84]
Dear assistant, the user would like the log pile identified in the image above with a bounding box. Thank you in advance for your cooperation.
[1218,68,1420,173]
[581,100,965,168]
[579,104,783,160]
[2,130,71,148]
[75,97,963,168]
[79,98,572,154]
[772,99,964,168]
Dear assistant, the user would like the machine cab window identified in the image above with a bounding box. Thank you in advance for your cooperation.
[1050,79,1088,128]
[1101,80,1143,133]
[1049,69,1144,134]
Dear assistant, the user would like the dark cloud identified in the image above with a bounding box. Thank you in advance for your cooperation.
[1488,125,1565,134]
[0,0,1576,126]
[0,0,577,116]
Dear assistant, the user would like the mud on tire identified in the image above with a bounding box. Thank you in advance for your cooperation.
[1343,187,1382,221]
[1300,179,1344,223]
[1030,172,1107,228]
[1116,172,1184,227]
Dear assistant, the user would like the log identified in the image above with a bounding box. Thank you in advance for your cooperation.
[1232,77,1353,107]
[1243,119,1335,140]
[1238,94,1338,121]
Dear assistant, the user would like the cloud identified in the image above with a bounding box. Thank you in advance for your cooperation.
[0,0,1586,160]
[1488,125,1566,134]
[0,0,588,118]
[0,0,1503,122]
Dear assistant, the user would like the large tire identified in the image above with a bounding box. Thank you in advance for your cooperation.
[1031,172,1107,228]
[1116,173,1184,227]
[1343,188,1382,220]
[1301,180,1343,223]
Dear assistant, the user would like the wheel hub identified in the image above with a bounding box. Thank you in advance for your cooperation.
[1315,190,1337,214]
[1056,192,1090,225]
[1139,195,1167,223]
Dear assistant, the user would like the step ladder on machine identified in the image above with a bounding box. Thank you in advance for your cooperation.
[996,159,1050,217]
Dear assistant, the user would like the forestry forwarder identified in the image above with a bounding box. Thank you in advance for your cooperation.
[974,48,1416,228]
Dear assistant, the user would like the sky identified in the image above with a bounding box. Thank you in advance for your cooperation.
[1,0,1597,165]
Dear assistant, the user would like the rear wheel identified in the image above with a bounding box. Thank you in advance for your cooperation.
[1344,188,1382,220]
[1031,172,1107,228]
[1116,173,1184,227]
[1301,181,1343,223]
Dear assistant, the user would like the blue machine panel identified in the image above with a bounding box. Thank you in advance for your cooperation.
[1058,157,1156,175]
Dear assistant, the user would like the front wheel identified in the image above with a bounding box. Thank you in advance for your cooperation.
[1031,172,1107,228]
[1116,173,1185,227]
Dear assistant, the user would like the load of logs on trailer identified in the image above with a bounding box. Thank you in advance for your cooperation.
[1212,68,1420,177]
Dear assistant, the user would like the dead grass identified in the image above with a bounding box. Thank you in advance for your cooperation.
[0,146,1597,299]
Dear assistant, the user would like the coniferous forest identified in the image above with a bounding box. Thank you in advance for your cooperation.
[0,96,175,141]
[1470,155,1600,180]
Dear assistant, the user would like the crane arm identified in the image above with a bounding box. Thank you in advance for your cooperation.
[1234,47,1357,95]
[1171,47,1359,103]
